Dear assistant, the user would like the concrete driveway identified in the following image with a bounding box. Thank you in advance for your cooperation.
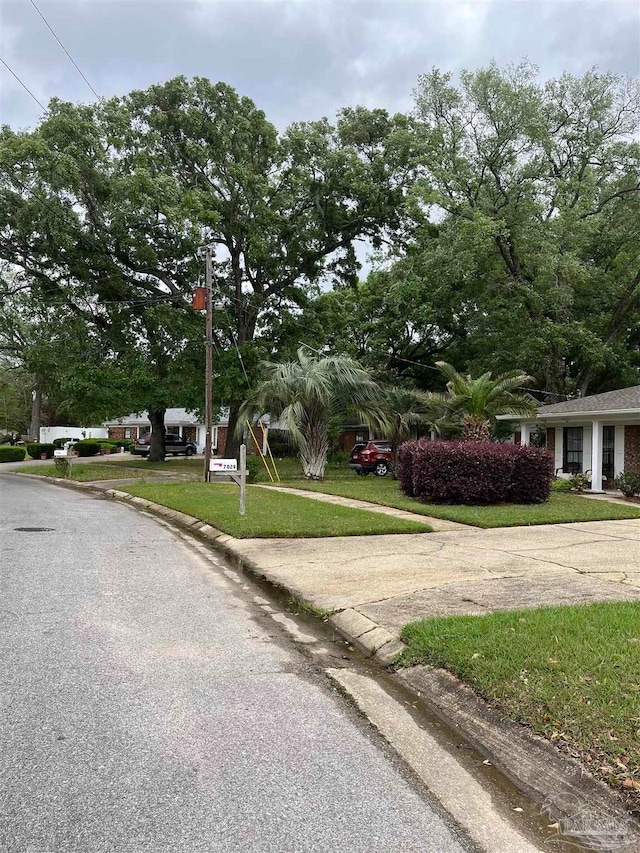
[231,519,640,636]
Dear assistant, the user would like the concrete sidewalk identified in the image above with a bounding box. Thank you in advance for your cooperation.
[230,518,640,638]
[257,484,466,531]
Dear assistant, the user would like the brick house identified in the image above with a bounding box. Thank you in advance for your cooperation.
[104,409,268,456]
[507,385,640,492]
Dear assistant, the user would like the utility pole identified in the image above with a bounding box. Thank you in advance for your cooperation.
[204,246,213,483]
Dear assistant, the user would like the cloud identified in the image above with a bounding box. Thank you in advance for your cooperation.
[1,0,638,132]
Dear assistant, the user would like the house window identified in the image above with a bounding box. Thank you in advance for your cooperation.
[124,427,131,439]
[563,427,583,473]
[211,426,218,451]
[355,432,365,443]
[602,426,615,481]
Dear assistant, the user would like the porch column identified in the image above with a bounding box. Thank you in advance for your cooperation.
[521,423,532,446]
[590,420,604,492]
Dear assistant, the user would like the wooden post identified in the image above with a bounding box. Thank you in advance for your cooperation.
[204,246,213,483]
[239,443,246,516]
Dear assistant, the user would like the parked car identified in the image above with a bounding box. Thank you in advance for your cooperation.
[133,432,197,457]
[349,440,393,476]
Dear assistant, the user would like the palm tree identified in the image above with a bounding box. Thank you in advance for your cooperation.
[240,348,388,480]
[436,362,536,441]
[381,387,452,477]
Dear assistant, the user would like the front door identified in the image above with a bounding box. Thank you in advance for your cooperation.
[602,426,615,482]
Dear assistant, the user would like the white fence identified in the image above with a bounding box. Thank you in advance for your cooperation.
[39,426,108,443]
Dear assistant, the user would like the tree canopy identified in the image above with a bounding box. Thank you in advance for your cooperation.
[1,64,638,458]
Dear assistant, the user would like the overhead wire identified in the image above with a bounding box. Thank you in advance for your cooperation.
[0,57,47,112]
[27,0,100,99]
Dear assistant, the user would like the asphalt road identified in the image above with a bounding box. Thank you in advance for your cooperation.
[1,476,469,853]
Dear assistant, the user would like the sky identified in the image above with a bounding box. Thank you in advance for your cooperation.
[1,0,639,133]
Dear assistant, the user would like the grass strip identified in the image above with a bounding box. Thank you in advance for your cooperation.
[400,603,640,792]
[276,470,640,526]
[15,464,164,481]
[122,481,432,538]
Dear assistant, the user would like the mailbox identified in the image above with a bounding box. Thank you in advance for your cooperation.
[210,458,238,472]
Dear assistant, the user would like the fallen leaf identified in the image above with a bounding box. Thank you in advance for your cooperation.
[547,658,559,665]
[622,778,635,789]
[513,807,524,812]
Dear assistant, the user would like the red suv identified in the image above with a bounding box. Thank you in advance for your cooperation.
[349,440,393,477]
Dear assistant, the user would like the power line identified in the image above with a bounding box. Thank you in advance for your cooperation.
[0,57,47,112]
[28,0,100,99]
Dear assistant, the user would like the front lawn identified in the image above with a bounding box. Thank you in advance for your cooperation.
[275,461,640,526]
[15,463,164,481]
[102,457,202,477]
[409,492,640,527]
[122,481,432,538]
[400,603,640,796]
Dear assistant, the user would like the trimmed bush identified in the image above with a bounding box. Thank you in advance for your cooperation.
[99,438,134,452]
[399,440,553,505]
[0,445,26,462]
[507,445,555,504]
[551,478,573,492]
[327,450,350,466]
[52,437,74,447]
[397,440,422,497]
[75,440,101,457]
[246,455,265,483]
[615,471,640,498]
[26,442,55,459]
[96,442,116,454]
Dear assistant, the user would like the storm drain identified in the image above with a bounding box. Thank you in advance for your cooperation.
[14,527,55,532]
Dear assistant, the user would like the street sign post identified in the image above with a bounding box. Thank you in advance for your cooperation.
[208,444,248,516]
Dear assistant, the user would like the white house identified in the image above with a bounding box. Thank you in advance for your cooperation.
[508,385,640,492]
[103,408,226,452]
[103,408,270,455]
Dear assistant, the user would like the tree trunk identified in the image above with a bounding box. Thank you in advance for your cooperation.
[148,407,166,462]
[29,378,42,441]
[461,415,492,442]
[299,422,328,480]
[224,402,242,461]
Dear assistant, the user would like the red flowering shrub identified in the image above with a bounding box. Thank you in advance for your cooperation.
[507,445,555,504]
[397,439,424,497]
[398,440,553,504]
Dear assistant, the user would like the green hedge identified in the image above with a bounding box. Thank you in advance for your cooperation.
[99,438,135,452]
[75,440,101,457]
[52,437,74,447]
[26,442,56,459]
[0,445,26,463]
[551,478,573,492]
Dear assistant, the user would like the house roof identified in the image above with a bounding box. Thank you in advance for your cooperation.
[537,385,640,415]
[104,408,230,427]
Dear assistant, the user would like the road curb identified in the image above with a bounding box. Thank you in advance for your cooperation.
[399,666,640,847]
